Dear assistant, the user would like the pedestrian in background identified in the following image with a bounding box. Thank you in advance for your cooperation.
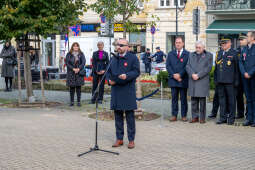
[166,36,189,122]
[142,48,152,75]
[90,41,109,104]
[0,41,17,92]
[152,47,166,64]
[65,42,86,107]
[186,41,213,124]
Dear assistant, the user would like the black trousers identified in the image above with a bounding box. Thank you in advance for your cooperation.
[236,84,244,117]
[5,77,13,89]
[114,110,136,142]
[218,83,236,123]
[191,97,206,121]
[92,74,105,102]
[144,63,151,75]
[171,87,188,117]
[70,86,81,103]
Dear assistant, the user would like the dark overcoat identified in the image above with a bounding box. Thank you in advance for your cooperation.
[0,45,17,78]
[107,52,140,110]
[65,52,86,87]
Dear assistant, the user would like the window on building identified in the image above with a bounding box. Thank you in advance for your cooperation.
[166,32,185,53]
[159,0,184,8]
[137,0,144,9]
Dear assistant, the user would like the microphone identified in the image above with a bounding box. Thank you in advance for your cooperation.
[110,52,119,59]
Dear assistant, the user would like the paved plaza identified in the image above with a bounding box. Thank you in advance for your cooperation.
[0,106,255,170]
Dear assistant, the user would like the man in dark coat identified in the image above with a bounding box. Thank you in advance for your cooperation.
[186,41,213,123]
[166,36,189,122]
[0,41,17,92]
[90,41,109,104]
[239,31,255,127]
[152,47,166,63]
[235,33,247,119]
[107,39,140,149]
[215,36,239,125]
[142,48,152,75]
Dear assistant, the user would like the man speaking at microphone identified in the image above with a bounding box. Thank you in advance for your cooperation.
[107,39,140,149]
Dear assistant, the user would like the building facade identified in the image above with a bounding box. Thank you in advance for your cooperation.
[206,0,255,53]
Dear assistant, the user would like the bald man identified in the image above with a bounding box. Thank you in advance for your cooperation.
[107,39,140,149]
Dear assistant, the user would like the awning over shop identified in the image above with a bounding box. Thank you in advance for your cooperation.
[206,20,255,34]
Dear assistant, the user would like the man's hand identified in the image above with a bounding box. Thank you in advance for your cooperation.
[177,78,182,82]
[173,73,181,80]
[119,74,127,80]
[192,74,199,81]
[109,80,116,85]
[244,72,251,79]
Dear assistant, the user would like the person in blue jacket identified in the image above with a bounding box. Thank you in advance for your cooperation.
[152,47,166,63]
[239,31,255,127]
[107,38,140,149]
[166,36,190,122]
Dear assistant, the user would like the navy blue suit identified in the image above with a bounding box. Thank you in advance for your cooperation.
[107,52,140,141]
[239,44,255,124]
[166,49,190,117]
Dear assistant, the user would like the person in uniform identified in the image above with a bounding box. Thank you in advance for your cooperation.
[186,41,213,124]
[107,39,140,149]
[215,36,239,125]
[235,33,248,119]
[239,31,255,127]
[90,41,109,104]
[152,47,166,64]
[166,36,189,122]
[142,48,152,75]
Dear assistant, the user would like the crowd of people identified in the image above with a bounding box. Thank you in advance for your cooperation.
[1,31,255,149]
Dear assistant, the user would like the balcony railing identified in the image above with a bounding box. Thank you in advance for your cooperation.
[207,0,255,10]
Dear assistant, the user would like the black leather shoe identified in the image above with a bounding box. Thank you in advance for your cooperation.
[77,102,81,107]
[216,120,227,124]
[235,115,244,119]
[251,124,255,127]
[208,113,217,118]
[69,103,74,107]
[243,120,252,126]
[4,88,9,92]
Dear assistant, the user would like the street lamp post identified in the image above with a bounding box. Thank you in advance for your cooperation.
[175,0,188,36]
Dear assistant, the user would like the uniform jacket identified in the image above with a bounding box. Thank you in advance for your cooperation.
[153,51,166,63]
[142,52,152,64]
[214,48,239,86]
[166,49,190,88]
[107,52,140,110]
[186,51,213,97]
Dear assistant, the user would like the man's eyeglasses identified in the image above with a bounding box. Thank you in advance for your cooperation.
[116,44,128,47]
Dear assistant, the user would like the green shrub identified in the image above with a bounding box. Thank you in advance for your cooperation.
[157,71,169,88]
[210,66,215,90]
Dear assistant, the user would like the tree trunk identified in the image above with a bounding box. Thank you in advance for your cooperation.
[23,51,34,102]
[39,52,46,106]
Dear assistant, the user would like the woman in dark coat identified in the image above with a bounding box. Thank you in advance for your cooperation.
[65,42,86,107]
[0,41,17,92]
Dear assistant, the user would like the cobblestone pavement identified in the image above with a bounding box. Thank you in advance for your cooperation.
[0,107,254,170]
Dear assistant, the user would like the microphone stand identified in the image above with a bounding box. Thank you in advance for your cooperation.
[78,53,119,157]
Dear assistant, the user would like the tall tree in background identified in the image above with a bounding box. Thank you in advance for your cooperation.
[0,0,86,102]
[90,0,159,39]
